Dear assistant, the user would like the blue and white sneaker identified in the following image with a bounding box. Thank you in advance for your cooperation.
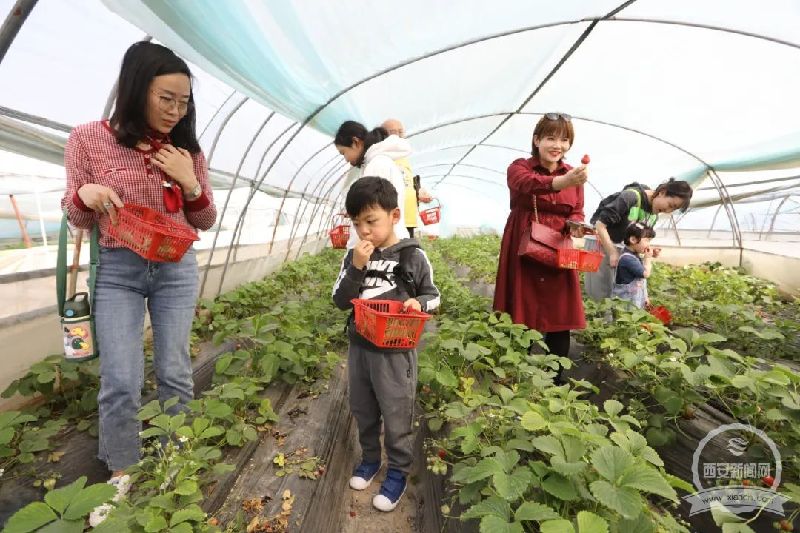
[349,460,381,490]
[372,468,407,512]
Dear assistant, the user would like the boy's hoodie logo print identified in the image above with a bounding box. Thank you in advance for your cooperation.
[361,259,400,300]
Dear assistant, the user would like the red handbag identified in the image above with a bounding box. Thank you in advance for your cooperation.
[517,195,572,267]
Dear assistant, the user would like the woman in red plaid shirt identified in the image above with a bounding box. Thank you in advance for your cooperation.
[60,41,216,525]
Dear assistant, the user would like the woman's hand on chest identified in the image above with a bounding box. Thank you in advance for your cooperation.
[152,145,198,190]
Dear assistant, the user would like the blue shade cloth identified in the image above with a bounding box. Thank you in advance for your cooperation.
[10,1,800,234]
[100,0,800,171]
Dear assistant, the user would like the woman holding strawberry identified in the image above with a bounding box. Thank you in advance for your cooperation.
[493,113,589,384]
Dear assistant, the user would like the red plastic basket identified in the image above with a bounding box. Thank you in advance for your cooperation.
[351,299,431,349]
[107,204,198,262]
[419,200,441,226]
[328,214,350,249]
[557,248,604,272]
[648,305,672,325]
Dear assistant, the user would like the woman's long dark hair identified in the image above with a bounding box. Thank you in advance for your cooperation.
[109,41,201,153]
[334,120,388,167]
[654,178,693,212]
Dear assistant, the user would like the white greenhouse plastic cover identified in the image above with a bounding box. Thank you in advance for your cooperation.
[1,0,799,236]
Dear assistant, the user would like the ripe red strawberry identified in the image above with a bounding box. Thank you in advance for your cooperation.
[763,475,776,487]
[437,449,447,459]
[581,154,590,165]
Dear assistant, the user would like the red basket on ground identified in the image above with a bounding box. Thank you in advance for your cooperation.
[419,199,441,225]
[557,248,604,272]
[329,214,350,249]
[647,305,672,325]
[351,299,431,349]
[107,204,198,262]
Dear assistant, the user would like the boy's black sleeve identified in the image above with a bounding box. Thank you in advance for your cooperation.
[332,250,366,310]
[412,248,440,313]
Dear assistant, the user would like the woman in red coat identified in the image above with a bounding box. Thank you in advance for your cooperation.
[493,113,589,383]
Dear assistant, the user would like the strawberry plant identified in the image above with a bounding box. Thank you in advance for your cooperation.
[419,241,690,531]
[580,296,800,492]
[2,248,347,530]
[3,476,116,533]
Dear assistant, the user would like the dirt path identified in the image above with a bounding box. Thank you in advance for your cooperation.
[341,449,423,533]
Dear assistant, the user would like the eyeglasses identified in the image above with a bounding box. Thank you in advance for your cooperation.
[153,92,192,116]
[544,112,572,122]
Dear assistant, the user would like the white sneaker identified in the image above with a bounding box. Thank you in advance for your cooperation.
[372,469,407,512]
[372,484,407,512]
[89,474,131,527]
[348,461,381,490]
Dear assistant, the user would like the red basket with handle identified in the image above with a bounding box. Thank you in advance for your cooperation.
[329,213,350,249]
[419,199,441,226]
[107,204,198,262]
[351,299,431,349]
[557,248,604,272]
[647,304,672,325]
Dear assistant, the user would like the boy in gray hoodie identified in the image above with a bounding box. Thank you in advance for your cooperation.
[332,176,440,512]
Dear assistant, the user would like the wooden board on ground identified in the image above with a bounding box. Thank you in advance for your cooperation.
[410,414,479,533]
[213,362,360,532]
[201,381,293,515]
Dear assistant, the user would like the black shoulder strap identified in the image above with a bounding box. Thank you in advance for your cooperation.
[363,245,419,298]
[394,245,418,298]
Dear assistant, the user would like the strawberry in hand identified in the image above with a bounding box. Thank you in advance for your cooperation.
[581,154,590,165]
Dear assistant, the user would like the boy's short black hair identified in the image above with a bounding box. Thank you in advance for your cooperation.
[345,176,398,217]
[624,222,656,245]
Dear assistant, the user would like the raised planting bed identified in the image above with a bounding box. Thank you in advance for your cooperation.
[425,237,800,533]
[210,362,358,532]
[0,339,237,528]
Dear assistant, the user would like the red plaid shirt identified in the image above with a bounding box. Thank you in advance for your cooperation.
[62,121,217,247]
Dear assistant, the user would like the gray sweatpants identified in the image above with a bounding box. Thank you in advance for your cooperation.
[584,242,624,302]
[348,342,417,474]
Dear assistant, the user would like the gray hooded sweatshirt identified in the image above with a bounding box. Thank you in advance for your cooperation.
[332,238,440,352]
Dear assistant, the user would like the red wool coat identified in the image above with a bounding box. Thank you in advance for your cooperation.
[493,157,586,332]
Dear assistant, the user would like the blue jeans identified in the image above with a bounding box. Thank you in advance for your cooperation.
[94,246,198,471]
